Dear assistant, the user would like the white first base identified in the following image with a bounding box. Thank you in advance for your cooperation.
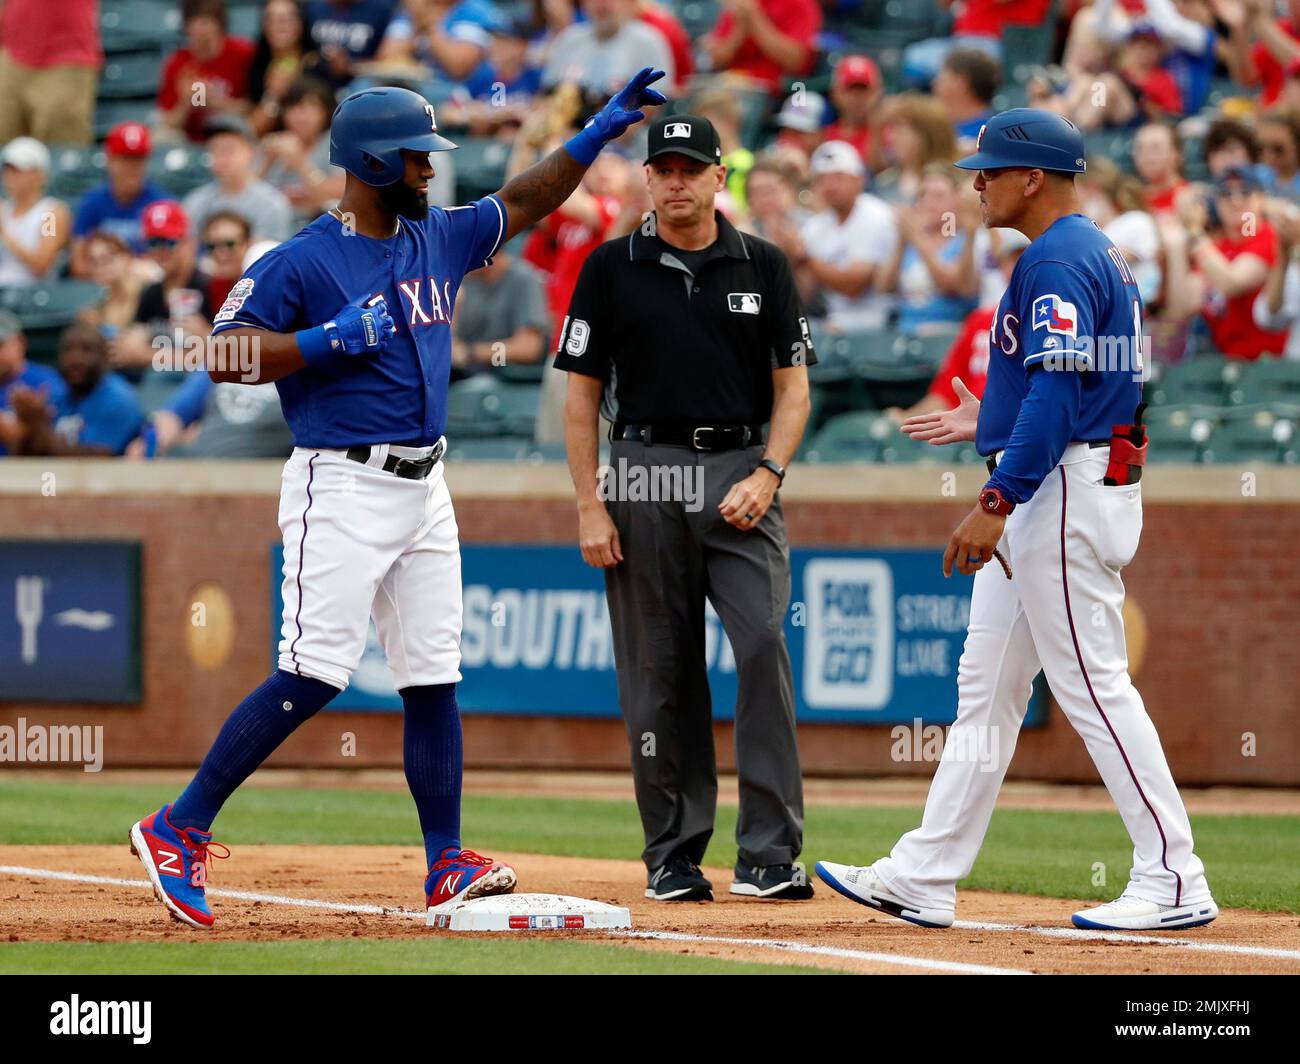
[427,892,633,931]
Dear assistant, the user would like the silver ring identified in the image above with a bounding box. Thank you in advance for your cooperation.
[968,554,982,563]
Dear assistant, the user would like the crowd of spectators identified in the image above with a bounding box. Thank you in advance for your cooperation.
[3,0,1300,462]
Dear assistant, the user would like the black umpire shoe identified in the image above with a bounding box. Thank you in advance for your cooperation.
[729,861,815,899]
[645,855,713,901]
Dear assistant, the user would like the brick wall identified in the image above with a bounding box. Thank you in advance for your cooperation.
[1,461,1296,785]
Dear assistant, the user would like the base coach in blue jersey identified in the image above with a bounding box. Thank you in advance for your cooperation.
[555,114,817,903]
[127,70,669,929]
[817,109,1218,932]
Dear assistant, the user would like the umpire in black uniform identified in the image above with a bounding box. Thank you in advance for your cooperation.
[554,114,816,902]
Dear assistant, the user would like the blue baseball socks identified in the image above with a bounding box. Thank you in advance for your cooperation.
[401,682,463,869]
[169,670,339,832]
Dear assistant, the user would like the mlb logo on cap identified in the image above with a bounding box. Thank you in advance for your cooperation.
[665,122,691,138]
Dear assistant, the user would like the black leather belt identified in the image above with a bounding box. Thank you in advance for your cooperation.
[985,440,1108,475]
[346,439,446,480]
[612,422,764,451]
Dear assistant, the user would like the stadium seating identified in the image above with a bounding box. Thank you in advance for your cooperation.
[1235,358,1300,408]
[1202,405,1299,465]
[99,52,164,101]
[48,147,106,202]
[150,145,214,198]
[1146,356,1245,408]
[498,383,543,437]
[1143,403,1219,463]
[803,410,895,462]
[1,280,105,361]
[445,438,531,462]
[100,1,181,55]
[450,137,512,204]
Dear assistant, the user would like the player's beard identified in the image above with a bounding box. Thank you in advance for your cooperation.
[380,180,429,221]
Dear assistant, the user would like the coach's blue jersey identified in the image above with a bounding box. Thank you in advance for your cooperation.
[212,195,507,448]
[978,213,1144,472]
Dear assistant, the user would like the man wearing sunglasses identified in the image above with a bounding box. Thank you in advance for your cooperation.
[817,108,1217,934]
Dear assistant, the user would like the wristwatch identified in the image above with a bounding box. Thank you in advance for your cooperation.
[758,457,786,483]
[978,486,1015,516]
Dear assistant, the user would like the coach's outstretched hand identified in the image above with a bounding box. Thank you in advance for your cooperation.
[297,295,398,367]
[564,67,667,166]
[900,377,981,446]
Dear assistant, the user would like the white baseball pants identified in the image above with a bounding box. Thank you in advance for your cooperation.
[875,444,1211,910]
[276,444,463,691]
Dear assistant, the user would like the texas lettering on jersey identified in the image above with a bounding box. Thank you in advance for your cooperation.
[396,276,455,326]
[978,213,1144,461]
[209,194,506,448]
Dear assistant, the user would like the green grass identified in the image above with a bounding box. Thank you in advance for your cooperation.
[1,778,1297,912]
[0,938,829,975]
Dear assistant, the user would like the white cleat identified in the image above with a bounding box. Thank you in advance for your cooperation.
[815,860,954,928]
[1071,892,1219,931]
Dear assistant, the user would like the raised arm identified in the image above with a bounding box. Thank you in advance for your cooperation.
[496,68,666,241]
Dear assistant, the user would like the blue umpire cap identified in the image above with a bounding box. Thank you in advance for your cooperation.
[954,108,1087,175]
[329,86,458,187]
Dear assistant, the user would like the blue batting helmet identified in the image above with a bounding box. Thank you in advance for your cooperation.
[329,87,458,187]
[955,108,1087,175]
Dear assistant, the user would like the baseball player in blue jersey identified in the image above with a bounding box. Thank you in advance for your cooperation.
[817,110,1218,932]
[129,70,668,928]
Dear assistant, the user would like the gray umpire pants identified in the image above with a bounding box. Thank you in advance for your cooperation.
[603,439,804,872]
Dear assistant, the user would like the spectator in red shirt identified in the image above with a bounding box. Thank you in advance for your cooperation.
[1133,121,1190,215]
[1246,0,1300,107]
[158,0,258,144]
[635,1,694,86]
[705,0,821,94]
[1119,22,1185,119]
[0,0,99,144]
[902,0,1049,87]
[885,230,1031,423]
[825,55,882,167]
[1172,167,1289,359]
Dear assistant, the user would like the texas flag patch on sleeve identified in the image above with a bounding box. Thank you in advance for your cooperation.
[1031,293,1078,337]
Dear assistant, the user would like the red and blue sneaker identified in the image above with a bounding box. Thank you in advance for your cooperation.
[129,804,229,929]
[425,847,517,910]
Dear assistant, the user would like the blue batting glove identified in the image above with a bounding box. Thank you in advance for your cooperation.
[296,295,398,366]
[565,67,668,166]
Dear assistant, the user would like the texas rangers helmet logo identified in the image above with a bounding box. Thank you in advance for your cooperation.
[1032,294,1078,338]
[976,123,987,149]
[665,122,692,138]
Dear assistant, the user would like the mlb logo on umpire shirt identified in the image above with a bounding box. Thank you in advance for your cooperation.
[728,293,761,314]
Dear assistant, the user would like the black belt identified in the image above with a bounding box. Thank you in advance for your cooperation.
[985,440,1109,475]
[345,439,446,480]
[612,422,763,451]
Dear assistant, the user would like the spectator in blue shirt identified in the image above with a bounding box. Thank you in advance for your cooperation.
[443,14,543,134]
[932,49,999,153]
[70,122,169,276]
[7,322,142,455]
[879,165,980,337]
[376,0,498,83]
[307,0,397,85]
[0,309,68,455]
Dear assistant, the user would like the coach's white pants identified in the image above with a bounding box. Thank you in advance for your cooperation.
[276,446,463,691]
[875,446,1211,910]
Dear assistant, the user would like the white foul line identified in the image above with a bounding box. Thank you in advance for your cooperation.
[0,865,425,921]
[954,919,1300,961]
[614,929,1030,975]
[3,864,1296,969]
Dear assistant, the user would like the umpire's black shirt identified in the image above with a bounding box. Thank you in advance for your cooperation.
[552,212,816,425]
